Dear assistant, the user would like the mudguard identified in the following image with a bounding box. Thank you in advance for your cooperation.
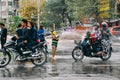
[110,47,113,51]
[74,45,82,50]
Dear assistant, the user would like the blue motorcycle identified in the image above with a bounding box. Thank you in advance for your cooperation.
[72,33,112,61]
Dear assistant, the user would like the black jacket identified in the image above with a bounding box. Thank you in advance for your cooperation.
[16,28,23,43]
[30,27,39,41]
[1,28,7,42]
[19,27,31,43]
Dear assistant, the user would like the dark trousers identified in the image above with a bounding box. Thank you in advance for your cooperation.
[27,41,38,53]
[1,40,6,49]
[16,42,26,56]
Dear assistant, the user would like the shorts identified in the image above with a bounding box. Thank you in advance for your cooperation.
[52,42,58,47]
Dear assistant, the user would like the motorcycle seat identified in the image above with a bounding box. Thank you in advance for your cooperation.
[33,42,45,48]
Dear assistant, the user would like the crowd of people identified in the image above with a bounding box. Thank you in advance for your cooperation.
[0,18,112,61]
[0,19,59,60]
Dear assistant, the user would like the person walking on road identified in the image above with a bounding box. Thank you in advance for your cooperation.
[0,23,7,49]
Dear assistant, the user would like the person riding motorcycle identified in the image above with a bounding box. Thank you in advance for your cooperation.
[26,21,40,57]
[38,25,45,42]
[94,23,102,40]
[15,23,24,43]
[88,23,102,53]
[101,22,111,39]
[101,22,111,56]
[85,23,106,54]
[15,19,32,60]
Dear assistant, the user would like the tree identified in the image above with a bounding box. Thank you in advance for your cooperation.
[9,16,22,34]
[43,0,68,28]
[18,0,37,21]
[65,0,99,22]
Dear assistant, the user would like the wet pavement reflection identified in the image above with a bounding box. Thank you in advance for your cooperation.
[0,57,120,80]
[1,35,120,80]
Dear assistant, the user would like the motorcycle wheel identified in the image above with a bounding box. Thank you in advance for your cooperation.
[0,50,11,68]
[72,47,84,61]
[100,47,112,61]
[31,50,47,66]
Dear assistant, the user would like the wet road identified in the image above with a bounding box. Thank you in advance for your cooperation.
[0,36,120,80]
[0,52,120,80]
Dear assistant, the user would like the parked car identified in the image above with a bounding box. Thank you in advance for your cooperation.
[110,26,120,35]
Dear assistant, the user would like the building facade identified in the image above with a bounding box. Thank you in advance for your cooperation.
[0,0,19,20]
[0,0,2,19]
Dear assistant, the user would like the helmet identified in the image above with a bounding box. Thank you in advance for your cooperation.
[94,23,100,27]
[101,22,108,28]
[86,31,91,38]
[94,22,100,26]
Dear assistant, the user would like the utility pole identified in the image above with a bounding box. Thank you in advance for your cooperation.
[38,0,40,29]
[6,0,9,28]
[0,0,2,20]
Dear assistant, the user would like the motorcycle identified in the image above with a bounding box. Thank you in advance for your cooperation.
[0,37,48,68]
[72,32,112,61]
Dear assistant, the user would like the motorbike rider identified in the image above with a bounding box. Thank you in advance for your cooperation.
[38,25,45,42]
[101,22,111,39]
[27,21,40,57]
[16,23,24,43]
[101,21,111,56]
[15,19,31,60]
[90,23,102,53]
[94,23,102,40]
[37,25,48,51]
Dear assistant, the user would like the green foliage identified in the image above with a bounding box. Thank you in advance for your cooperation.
[43,0,68,28]
[18,0,37,20]
[65,0,99,20]
[10,16,22,33]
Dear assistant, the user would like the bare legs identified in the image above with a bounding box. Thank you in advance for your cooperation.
[52,46,57,60]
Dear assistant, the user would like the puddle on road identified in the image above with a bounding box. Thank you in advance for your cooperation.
[0,52,120,79]
[0,59,120,79]
[72,61,120,79]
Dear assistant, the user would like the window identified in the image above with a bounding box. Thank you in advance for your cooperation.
[113,27,120,31]
[2,1,6,6]
[8,11,12,15]
[2,11,6,16]
[8,1,12,6]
